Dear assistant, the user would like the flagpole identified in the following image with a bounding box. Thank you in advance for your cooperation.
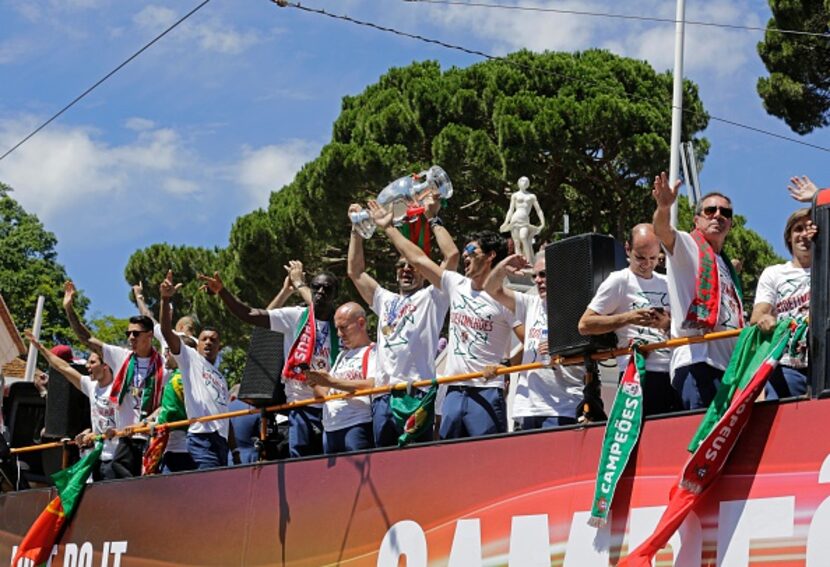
[669,0,686,227]
[23,295,45,382]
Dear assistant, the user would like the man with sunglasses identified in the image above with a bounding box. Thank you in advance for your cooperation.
[347,196,459,447]
[653,172,744,410]
[578,224,677,415]
[367,201,515,440]
[199,261,338,458]
[484,253,585,429]
[64,281,166,477]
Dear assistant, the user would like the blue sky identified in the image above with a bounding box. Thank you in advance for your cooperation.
[1,0,828,321]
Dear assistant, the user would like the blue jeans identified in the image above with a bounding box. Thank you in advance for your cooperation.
[186,432,229,470]
[672,362,724,410]
[765,365,810,400]
[517,415,576,431]
[324,422,374,455]
[288,407,323,458]
[439,386,507,440]
[372,393,433,447]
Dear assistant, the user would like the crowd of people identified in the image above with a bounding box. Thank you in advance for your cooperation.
[18,171,819,481]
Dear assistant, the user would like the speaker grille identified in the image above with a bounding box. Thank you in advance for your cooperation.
[238,327,286,407]
[545,233,624,357]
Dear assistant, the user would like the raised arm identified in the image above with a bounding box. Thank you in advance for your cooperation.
[132,282,156,322]
[423,194,460,271]
[369,200,445,289]
[62,281,104,357]
[652,172,681,255]
[25,330,83,391]
[159,270,183,355]
[483,254,528,313]
[198,271,270,328]
[266,276,295,310]
[788,175,819,203]
[347,204,380,305]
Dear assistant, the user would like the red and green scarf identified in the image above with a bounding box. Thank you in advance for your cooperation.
[400,214,432,255]
[143,370,188,475]
[109,349,165,419]
[283,306,340,381]
[683,229,743,330]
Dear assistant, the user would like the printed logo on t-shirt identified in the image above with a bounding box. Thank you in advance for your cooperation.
[629,290,670,343]
[381,296,418,348]
[450,293,496,358]
[201,368,229,405]
[775,275,811,318]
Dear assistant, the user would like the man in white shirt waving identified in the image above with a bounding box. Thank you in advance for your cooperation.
[159,271,230,469]
[652,173,744,409]
[347,196,458,447]
[368,201,515,440]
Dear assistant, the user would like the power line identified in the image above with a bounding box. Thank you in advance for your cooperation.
[274,1,830,153]
[404,0,830,39]
[0,0,213,163]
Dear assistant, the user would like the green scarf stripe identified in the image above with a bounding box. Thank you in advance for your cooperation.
[589,349,646,527]
[294,307,339,368]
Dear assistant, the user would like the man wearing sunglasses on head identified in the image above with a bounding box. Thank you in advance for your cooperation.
[347,194,459,447]
[652,173,744,410]
[64,281,166,477]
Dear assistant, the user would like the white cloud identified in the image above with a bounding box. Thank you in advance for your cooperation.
[0,37,33,64]
[236,141,319,206]
[133,4,263,55]
[125,117,156,131]
[400,0,760,77]
[163,177,199,195]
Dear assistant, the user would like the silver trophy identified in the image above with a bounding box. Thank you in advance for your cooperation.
[350,165,454,239]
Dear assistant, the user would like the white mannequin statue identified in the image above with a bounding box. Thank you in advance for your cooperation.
[499,176,545,262]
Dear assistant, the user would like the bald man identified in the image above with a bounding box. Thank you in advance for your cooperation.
[306,303,376,455]
[578,224,678,415]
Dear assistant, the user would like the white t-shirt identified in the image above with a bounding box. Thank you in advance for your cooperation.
[269,306,335,405]
[441,271,516,388]
[79,375,117,461]
[372,285,449,387]
[102,344,163,430]
[514,293,584,417]
[323,344,375,432]
[665,231,743,374]
[587,268,672,373]
[755,261,811,367]
[173,345,229,438]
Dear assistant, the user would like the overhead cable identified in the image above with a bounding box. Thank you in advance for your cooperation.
[273,1,830,153]
[0,0,213,163]
[404,0,830,39]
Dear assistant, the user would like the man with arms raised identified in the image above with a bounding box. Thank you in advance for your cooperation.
[484,252,584,429]
[64,281,166,477]
[751,207,816,399]
[652,173,744,409]
[26,334,117,480]
[200,261,338,457]
[578,224,677,415]
[306,302,376,454]
[347,196,458,446]
[368,201,514,439]
[159,271,229,469]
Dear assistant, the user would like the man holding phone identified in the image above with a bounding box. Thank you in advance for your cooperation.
[578,224,677,416]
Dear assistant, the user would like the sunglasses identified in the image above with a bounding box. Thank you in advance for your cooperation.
[463,244,481,256]
[700,205,733,219]
[532,270,546,280]
[125,329,150,338]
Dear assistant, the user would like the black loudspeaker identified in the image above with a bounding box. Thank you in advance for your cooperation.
[238,327,286,407]
[811,190,830,396]
[4,381,46,487]
[545,233,625,356]
[44,365,91,439]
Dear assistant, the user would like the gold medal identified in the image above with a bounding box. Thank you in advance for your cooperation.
[382,325,393,336]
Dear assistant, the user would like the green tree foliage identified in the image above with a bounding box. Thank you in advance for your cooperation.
[757,0,830,134]
[89,315,129,348]
[0,183,88,341]
[129,50,717,351]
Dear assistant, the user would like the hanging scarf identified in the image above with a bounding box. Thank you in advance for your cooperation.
[588,348,646,527]
[683,229,744,330]
[109,349,165,419]
[283,306,340,381]
[143,370,189,475]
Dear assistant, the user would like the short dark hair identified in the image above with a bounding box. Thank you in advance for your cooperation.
[200,325,221,339]
[695,192,732,215]
[784,208,812,254]
[128,315,154,332]
[466,230,508,267]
